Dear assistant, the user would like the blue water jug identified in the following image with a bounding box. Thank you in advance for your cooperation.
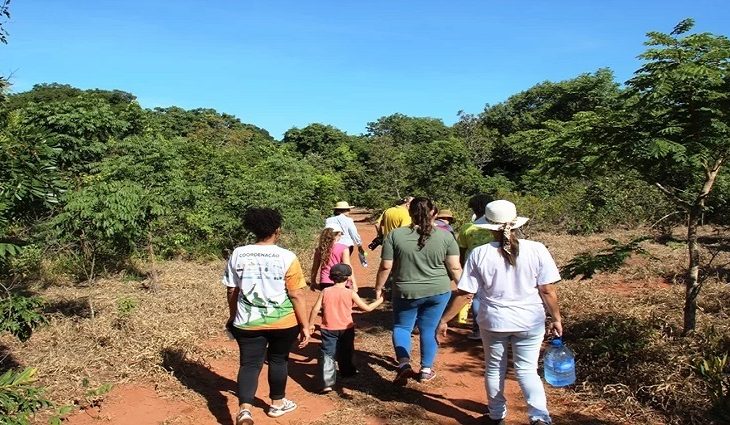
[544,338,576,387]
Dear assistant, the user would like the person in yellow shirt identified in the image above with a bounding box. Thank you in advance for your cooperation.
[456,194,493,340]
[376,196,413,237]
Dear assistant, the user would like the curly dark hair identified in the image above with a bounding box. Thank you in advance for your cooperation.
[243,208,282,240]
[409,197,435,250]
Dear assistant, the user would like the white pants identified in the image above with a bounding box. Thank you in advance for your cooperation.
[482,325,551,423]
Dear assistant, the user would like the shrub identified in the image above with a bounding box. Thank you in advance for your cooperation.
[0,295,46,342]
[0,367,52,425]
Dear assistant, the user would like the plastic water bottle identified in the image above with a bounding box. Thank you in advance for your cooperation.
[358,251,368,267]
[544,338,576,387]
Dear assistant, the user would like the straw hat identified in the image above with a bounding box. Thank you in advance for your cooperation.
[473,200,529,230]
[436,209,454,221]
[334,201,353,210]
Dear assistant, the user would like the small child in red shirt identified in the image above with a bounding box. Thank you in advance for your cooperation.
[307,263,383,393]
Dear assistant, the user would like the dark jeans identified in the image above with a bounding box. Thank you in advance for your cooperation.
[320,327,357,388]
[230,325,299,404]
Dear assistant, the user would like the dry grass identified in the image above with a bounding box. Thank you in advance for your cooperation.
[2,225,728,424]
[0,260,228,406]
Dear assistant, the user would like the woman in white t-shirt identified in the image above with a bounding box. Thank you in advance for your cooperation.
[438,200,562,425]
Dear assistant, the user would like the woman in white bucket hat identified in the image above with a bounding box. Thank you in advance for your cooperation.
[438,200,563,425]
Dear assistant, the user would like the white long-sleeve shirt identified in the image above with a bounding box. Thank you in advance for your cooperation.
[324,215,362,248]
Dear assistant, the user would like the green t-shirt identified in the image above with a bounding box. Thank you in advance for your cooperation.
[457,222,493,259]
[382,227,460,299]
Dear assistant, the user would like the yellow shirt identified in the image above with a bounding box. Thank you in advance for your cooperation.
[457,222,493,259]
[379,205,412,236]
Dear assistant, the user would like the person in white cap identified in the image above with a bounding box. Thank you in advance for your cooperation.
[438,200,563,425]
[324,201,364,259]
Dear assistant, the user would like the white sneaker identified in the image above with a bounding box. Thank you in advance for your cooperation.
[267,398,297,417]
[236,409,253,425]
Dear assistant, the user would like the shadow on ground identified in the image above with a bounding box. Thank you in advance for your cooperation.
[161,347,245,425]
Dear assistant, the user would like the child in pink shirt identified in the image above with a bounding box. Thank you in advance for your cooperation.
[310,224,358,291]
[307,263,383,392]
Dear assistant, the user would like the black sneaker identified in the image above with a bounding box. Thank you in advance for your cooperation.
[393,364,413,386]
[529,420,549,425]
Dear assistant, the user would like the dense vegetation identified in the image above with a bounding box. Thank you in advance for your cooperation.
[0,11,729,424]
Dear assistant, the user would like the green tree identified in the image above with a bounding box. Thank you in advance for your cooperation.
[627,19,729,333]
[366,113,452,145]
[548,19,730,333]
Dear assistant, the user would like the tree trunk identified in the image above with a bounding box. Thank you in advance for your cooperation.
[683,205,702,334]
[147,231,159,293]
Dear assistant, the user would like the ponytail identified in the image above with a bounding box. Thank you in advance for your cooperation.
[408,197,435,250]
[495,229,520,266]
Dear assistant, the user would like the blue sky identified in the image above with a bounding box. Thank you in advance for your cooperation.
[1,1,728,139]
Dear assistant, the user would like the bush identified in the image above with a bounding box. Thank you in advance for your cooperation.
[0,295,46,342]
[0,367,52,425]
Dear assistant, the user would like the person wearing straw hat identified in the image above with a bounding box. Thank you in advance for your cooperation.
[325,201,364,259]
[434,208,455,236]
[438,200,562,425]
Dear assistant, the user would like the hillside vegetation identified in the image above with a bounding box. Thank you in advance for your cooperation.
[1,16,729,425]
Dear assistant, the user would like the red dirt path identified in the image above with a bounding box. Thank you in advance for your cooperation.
[65,212,617,425]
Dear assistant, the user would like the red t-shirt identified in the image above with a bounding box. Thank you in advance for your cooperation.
[321,286,354,330]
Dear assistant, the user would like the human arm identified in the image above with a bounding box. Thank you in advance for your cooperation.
[339,252,358,291]
[539,283,563,337]
[352,291,384,312]
[226,286,239,328]
[307,292,324,336]
[346,217,363,251]
[374,231,395,299]
[289,287,311,347]
[374,259,393,300]
[438,289,474,337]
[309,249,322,290]
[444,254,462,283]
[284,258,310,346]
[439,250,479,337]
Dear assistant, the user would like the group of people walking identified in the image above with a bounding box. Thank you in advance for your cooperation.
[223,196,563,425]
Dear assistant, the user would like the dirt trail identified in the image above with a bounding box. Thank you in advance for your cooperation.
[65,212,608,425]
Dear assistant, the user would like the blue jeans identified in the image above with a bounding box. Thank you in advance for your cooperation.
[392,291,450,368]
[482,325,551,424]
[319,327,356,388]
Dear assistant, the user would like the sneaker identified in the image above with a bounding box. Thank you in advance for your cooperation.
[393,364,413,386]
[236,409,253,425]
[529,420,550,425]
[267,398,297,418]
[418,369,437,382]
[321,386,333,394]
[467,330,481,340]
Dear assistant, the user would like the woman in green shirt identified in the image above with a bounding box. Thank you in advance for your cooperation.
[374,197,463,384]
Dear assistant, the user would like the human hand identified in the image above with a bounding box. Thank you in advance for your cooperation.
[298,327,311,348]
[548,321,563,337]
[375,288,383,300]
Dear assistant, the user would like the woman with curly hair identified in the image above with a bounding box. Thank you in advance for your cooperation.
[223,208,310,425]
[310,223,358,291]
[374,197,462,384]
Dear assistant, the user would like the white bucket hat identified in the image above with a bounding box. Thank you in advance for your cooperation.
[334,201,353,210]
[474,200,529,230]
